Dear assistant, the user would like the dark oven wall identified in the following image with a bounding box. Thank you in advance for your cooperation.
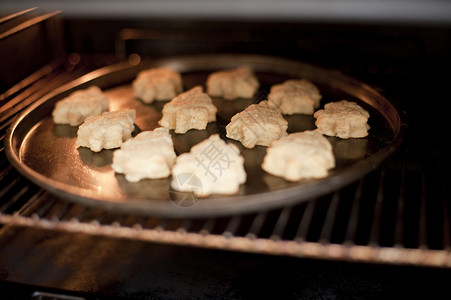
[66,19,450,83]
[64,17,451,153]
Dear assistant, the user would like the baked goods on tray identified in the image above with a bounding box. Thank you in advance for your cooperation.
[52,62,376,198]
[226,100,288,148]
[158,86,217,134]
[267,79,321,115]
[171,134,246,197]
[132,67,183,103]
[262,130,335,181]
[206,66,260,100]
[52,86,109,126]
[313,100,370,139]
[76,109,136,152]
[112,127,176,182]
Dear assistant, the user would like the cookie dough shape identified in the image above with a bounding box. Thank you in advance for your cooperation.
[262,130,335,181]
[76,109,136,152]
[314,100,370,139]
[132,67,183,103]
[158,86,217,134]
[226,100,288,148]
[171,134,246,197]
[52,86,109,126]
[112,127,176,182]
[206,66,260,100]
[268,79,321,115]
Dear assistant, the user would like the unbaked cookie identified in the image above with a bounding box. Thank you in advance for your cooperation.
[262,130,335,181]
[112,127,176,182]
[171,134,246,197]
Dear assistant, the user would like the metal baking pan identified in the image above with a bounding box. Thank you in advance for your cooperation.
[5,54,406,218]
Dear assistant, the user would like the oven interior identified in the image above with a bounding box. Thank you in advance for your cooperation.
[1,6,451,299]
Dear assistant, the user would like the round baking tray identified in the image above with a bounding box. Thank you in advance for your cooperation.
[5,54,406,218]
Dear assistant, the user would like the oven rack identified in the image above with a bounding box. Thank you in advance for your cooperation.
[1,58,450,268]
[0,159,450,268]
